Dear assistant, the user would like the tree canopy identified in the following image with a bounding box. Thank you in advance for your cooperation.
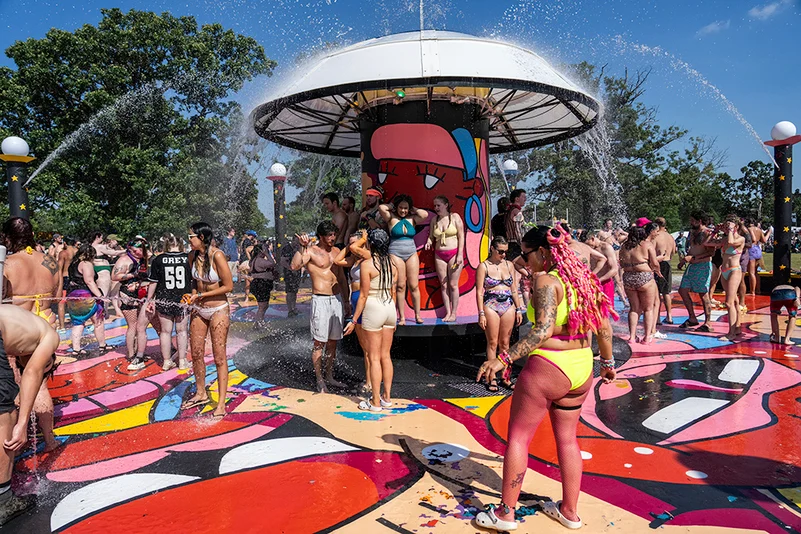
[0,8,275,239]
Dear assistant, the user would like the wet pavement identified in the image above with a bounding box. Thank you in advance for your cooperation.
[8,289,801,533]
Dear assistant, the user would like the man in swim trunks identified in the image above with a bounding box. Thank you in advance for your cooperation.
[677,213,714,332]
[504,189,526,260]
[57,236,77,330]
[770,285,801,345]
[0,304,60,525]
[653,217,677,324]
[291,221,348,393]
[322,192,349,249]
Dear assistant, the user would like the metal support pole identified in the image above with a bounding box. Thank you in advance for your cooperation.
[0,155,34,219]
[773,144,794,285]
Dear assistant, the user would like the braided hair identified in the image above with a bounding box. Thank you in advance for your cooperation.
[367,229,394,301]
[522,225,618,335]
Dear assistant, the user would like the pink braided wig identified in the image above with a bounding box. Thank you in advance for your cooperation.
[546,225,619,334]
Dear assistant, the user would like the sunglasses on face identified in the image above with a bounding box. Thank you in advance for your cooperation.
[521,249,534,262]
[495,248,508,255]
[188,234,198,239]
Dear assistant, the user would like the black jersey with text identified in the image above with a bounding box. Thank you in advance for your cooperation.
[148,252,190,303]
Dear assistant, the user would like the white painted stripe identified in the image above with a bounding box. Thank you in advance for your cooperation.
[219,437,357,474]
[718,359,760,384]
[51,473,198,531]
[642,397,729,434]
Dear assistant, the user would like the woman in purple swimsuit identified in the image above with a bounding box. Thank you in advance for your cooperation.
[476,236,524,391]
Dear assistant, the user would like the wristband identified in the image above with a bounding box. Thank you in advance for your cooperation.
[516,306,525,313]
[479,311,485,316]
[498,352,513,367]
[600,358,615,369]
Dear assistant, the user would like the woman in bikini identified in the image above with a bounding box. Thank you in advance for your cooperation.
[619,226,660,343]
[717,215,746,341]
[181,222,234,419]
[378,195,428,324]
[476,236,523,391]
[426,195,465,322]
[66,244,108,355]
[344,229,398,412]
[90,232,125,317]
[112,237,151,370]
[475,225,617,532]
[335,231,372,395]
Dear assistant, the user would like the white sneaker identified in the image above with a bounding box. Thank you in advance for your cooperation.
[178,359,190,370]
[162,360,177,372]
[653,331,668,339]
[127,358,146,371]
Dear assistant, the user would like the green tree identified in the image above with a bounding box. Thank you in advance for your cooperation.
[0,8,275,239]
[722,160,774,221]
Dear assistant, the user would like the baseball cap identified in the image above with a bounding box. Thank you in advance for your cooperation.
[635,217,652,228]
[53,233,62,239]
[106,234,120,242]
[245,230,258,237]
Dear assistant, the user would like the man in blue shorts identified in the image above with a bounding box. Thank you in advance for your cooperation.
[678,213,714,332]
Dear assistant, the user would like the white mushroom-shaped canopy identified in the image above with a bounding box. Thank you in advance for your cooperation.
[252,30,600,156]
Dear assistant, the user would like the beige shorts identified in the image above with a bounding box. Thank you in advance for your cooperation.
[361,296,397,332]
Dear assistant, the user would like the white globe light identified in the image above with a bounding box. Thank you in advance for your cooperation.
[502,159,518,172]
[1,136,29,157]
[268,162,287,177]
[771,121,797,141]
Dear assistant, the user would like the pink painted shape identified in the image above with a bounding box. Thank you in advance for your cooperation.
[54,398,104,419]
[627,339,693,354]
[92,380,159,408]
[666,379,743,394]
[669,507,792,534]
[740,489,801,531]
[581,378,623,439]
[371,124,464,169]
[660,358,801,445]
[47,424,276,483]
[55,351,123,375]
[598,379,632,401]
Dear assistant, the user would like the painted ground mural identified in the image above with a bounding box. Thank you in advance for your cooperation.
[8,290,801,533]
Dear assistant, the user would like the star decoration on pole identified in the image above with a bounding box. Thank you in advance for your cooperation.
[789,157,793,164]
[19,204,26,211]
[780,175,786,181]
[785,227,790,232]
[785,197,791,203]
[780,264,787,270]
[10,175,18,182]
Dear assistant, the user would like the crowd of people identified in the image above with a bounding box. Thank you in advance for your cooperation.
[0,184,786,529]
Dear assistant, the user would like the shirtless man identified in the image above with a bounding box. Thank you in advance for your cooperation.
[341,196,360,243]
[57,236,77,330]
[559,222,607,275]
[677,213,714,332]
[584,230,619,306]
[597,219,616,246]
[0,305,60,525]
[322,192,349,249]
[653,217,677,324]
[360,187,385,230]
[47,233,64,258]
[291,221,348,393]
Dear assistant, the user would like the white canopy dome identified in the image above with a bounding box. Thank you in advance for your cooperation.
[252,30,600,156]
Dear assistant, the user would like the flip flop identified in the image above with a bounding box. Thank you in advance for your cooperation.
[474,507,518,532]
[679,320,699,329]
[97,345,113,352]
[662,319,674,325]
[180,398,209,410]
[539,500,582,530]
[695,325,711,333]
[502,379,515,390]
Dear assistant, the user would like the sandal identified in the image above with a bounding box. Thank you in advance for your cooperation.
[475,507,518,532]
[695,325,711,333]
[486,378,500,393]
[539,500,582,530]
[180,397,209,410]
[97,345,113,353]
[679,320,700,329]
[72,348,89,356]
[502,379,515,390]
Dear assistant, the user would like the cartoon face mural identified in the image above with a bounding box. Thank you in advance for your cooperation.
[360,105,491,320]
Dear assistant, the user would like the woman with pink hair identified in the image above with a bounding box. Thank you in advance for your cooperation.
[475,225,617,532]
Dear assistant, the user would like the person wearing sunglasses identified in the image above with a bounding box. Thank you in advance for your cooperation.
[475,225,617,532]
[475,236,523,392]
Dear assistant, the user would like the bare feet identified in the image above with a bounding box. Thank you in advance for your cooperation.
[398,317,406,326]
[43,439,60,453]
[415,314,424,324]
[317,379,329,394]
[325,377,346,388]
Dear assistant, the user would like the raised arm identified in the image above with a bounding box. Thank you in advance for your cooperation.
[290,234,313,271]
[378,203,393,223]
[413,207,429,224]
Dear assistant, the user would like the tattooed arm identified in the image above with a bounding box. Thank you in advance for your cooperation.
[507,275,559,362]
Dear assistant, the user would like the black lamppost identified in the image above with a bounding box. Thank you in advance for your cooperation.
[0,136,34,219]
[766,121,800,286]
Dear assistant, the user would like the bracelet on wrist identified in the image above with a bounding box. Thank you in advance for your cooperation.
[498,352,513,367]
[600,358,615,369]
[516,306,525,313]
[479,311,485,316]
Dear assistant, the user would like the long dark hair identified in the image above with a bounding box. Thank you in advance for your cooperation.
[368,229,394,301]
[73,243,96,264]
[2,217,35,253]
[191,222,215,278]
[622,226,647,250]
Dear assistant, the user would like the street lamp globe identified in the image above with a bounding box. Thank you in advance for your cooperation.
[268,162,287,177]
[502,159,518,175]
[771,121,797,141]
[1,136,29,157]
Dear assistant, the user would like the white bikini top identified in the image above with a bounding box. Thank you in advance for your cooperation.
[350,262,361,284]
[192,252,221,283]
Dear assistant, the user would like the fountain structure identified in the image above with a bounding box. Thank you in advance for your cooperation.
[252,30,600,333]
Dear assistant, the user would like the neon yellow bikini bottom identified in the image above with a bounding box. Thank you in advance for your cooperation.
[530,346,594,391]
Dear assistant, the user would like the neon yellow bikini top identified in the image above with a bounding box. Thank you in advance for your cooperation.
[526,270,575,326]
[432,215,458,247]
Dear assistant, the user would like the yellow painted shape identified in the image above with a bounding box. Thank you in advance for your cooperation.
[446,395,505,418]
[200,369,248,413]
[779,487,801,508]
[55,399,155,436]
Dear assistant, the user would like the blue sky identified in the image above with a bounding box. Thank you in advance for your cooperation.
[0,0,799,222]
